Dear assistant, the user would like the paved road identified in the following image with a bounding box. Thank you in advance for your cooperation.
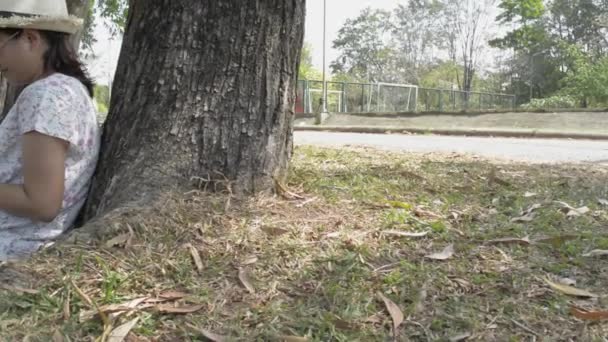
[294,131,608,164]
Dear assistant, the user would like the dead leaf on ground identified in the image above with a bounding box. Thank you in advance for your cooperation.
[534,235,578,247]
[105,233,131,248]
[275,180,305,200]
[188,325,227,342]
[108,317,139,342]
[281,336,309,342]
[377,292,404,337]
[583,250,608,257]
[185,244,204,273]
[331,316,358,331]
[381,230,429,238]
[363,312,384,324]
[598,198,608,206]
[0,284,40,295]
[487,236,531,246]
[425,244,455,260]
[52,330,65,342]
[240,256,258,266]
[154,303,205,314]
[238,268,255,294]
[261,226,290,237]
[510,213,536,223]
[570,306,608,321]
[488,169,511,186]
[544,278,598,298]
[449,332,472,342]
[79,297,150,322]
[524,192,538,198]
[511,203,542,223]
[158,291,188,300]
[559,278,577,286]
[413,207,442,219]
[555,201,590,217]
[449,277,472,291]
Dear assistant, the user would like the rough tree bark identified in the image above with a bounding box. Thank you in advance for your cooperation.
[82,0,306,220]
[0,0,91,118]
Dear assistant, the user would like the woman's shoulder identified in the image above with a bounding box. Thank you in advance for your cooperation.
[22,73,87,99]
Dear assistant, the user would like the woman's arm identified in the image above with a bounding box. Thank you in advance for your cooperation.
[0,132,67,222]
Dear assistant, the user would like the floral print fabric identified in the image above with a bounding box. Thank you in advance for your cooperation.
[0,73,100,260]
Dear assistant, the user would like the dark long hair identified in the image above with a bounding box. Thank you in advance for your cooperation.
[0,28,94,97]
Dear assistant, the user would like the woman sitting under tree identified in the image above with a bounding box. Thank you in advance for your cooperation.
[0,0,100,260]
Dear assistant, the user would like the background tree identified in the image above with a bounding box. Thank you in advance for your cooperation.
[82,0,306,220]
[392,0,447,83]
[330,8,399,83]
[443,0,497,93]
[298,43,323,80]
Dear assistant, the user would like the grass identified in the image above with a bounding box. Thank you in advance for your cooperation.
[320,111,608,134]
[1,146,608,341]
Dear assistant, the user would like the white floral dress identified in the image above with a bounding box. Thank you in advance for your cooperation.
[0,73,100,260]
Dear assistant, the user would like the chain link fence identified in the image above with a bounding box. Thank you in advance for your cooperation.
[296,80,516,114]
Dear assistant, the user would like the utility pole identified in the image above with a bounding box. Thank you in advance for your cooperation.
[316,0,328,124]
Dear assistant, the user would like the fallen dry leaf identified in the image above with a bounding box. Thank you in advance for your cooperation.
[534,235,578,247]
[105,233,131,248]
[567,207,590,217]
[598,198,608,206]
[158,291,188,300]
[238,268,255,294]
[331,316,358,331]
[377,292,404,338]
[449,332,472,342]
[425,244,455,260]
[240,256,258,266]
[0,284,40,295]
[154,303,205,314]
[187,323,227,342]
[413,207,442,219]
[544,278,598,298]
[583,249,608,257]
[80,297,149,322]
[487,236,531,246]
[559,278,577,286]
[570,306,608,321]
[261,226,290,236]
[63,290,70,320]
[275,180,305,200]
[488,169,511,186]
[511,203,542,223]
[281,336,309,342]
[108,317,139,342]
[555,201,590,217]
[524,192,538,198]
[199,329,227,342]
[52,330,65,342]
[511,213,536,223]
[381,230,429,238]
[185,244,204,273]
[364,312,384,324]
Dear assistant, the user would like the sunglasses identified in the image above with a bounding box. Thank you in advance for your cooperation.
[0,32,20,51]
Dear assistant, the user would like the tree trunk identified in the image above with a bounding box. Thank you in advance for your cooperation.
[82,0,305,220]
[0,0,91,118]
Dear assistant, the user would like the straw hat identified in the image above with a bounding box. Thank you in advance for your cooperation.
[0,0,83,34]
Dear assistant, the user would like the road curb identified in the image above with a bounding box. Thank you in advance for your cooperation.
[294,125,608,140]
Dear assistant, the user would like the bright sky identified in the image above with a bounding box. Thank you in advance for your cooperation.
[87,1,402,85]
[86,1,498,85]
